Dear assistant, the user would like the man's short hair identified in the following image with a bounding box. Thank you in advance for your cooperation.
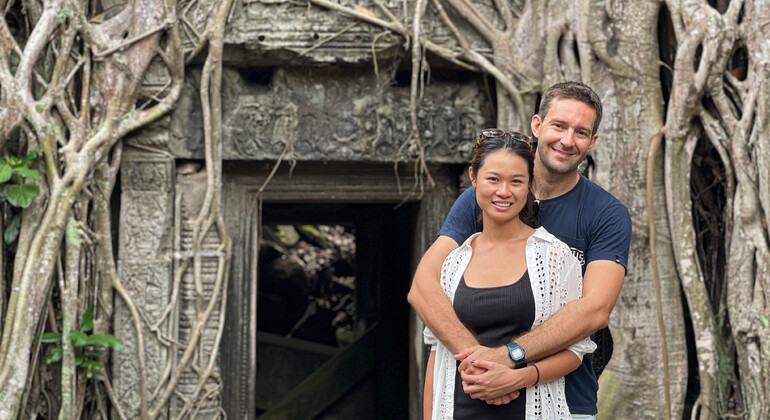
[538,82,603,136]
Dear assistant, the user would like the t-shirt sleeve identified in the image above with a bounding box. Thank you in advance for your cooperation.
[586,202,632,270]
[436,188,480,245]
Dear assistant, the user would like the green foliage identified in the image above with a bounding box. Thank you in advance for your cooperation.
[4,213,21,244]
[35,305,125,381]
[1,148,42,243]
[5,183,40,208]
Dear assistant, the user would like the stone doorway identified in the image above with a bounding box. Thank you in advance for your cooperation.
[256,203,414,418]
[218,161,458,419]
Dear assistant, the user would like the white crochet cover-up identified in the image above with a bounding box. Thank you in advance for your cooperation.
[424,227,596,420]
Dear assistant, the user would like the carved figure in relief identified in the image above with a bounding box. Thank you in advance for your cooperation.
[209,67,491,162]
[123,162,170,192]
[229,101,273,157]
[121,193,168,259]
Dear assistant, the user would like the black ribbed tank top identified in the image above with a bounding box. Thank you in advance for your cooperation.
[452,271,535,419]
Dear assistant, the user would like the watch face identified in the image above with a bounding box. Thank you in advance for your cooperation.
[511,347,524,359]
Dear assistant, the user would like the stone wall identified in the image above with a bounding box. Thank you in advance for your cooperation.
[114,1,497,418]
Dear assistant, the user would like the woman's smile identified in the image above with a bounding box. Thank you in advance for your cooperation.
[471,150,530,224]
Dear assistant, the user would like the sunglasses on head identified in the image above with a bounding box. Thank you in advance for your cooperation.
[477,129,532,148]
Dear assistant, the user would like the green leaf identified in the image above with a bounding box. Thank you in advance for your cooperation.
[84,334,125,351]
[46,346,63,365]
[26,148,41,166]
[36,331,63,343]
[4,183,40,208]
[93,372,106,381]
[83,349,106,358]
[8,156,22,168]
[80,360,103,370]
[76,355,84,366]
[69,329,88,347]
[79,305,94,333]
[4,213,22,244]
[14,167,39,181]
[0,161,12,184]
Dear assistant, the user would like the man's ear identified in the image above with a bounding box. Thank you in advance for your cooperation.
[531,114,542,138]
[589,133,598,150]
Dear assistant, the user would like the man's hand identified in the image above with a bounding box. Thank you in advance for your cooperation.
[454,345,511,374]
[454,347,520,404]
[460,359,535,401]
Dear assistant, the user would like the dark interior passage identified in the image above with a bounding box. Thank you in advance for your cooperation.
[258,223,357,347]
[256,202,415,419]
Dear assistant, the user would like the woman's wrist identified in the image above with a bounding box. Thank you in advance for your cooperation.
[530,364,540,386]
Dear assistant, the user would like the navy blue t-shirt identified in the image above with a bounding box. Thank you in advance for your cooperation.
[437,175,632,415]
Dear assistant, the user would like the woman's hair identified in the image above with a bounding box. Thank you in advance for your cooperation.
[470,129,538,226]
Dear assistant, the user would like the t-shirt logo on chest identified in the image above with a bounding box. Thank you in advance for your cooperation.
[570,247,585,267]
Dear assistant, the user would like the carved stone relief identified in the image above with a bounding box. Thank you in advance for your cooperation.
[169,67,490,163]
[113,261,171,417]
[169,169,224,418]
[114,149,175,418]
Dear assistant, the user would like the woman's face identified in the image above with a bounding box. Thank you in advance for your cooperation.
[470,150,530,225]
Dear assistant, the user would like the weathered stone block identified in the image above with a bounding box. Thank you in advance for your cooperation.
[112,261,172,419]
[218,0,496,67]
[118,154,174,260]
[168,171,226,419]
[114,150,175,418]
[224,0,405,65]
[170,66,491,162]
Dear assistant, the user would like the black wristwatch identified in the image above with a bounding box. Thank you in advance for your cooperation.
[506,341,527,369]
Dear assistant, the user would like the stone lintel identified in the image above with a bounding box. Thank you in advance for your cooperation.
[170,67,491,163]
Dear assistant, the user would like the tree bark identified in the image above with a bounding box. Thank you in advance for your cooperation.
[570,1,689,417]
[0,0,177,416]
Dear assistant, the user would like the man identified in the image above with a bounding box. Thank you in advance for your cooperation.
[408,81,632,418]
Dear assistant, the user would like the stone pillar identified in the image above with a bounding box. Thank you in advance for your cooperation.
[169,168,226,418]
[114,147,175,418]
[220,181,258,419]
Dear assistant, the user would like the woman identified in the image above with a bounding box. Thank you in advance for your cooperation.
[423,129,595,419]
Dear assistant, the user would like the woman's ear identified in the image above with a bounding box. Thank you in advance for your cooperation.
[468,166,476,187]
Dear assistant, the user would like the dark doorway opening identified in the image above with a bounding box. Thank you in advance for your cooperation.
[258,222,356,347]
[256,202,415,419]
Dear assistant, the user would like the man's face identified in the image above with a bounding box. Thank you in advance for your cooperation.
[531,98,599,175]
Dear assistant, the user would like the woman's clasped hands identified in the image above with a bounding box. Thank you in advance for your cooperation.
[456,357,535,406]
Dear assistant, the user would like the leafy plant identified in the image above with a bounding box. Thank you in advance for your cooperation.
[1,148,42,244]
[36,305,125,381]
[0,148,42,207]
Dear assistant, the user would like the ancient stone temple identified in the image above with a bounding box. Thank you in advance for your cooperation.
[113,1,492,418]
